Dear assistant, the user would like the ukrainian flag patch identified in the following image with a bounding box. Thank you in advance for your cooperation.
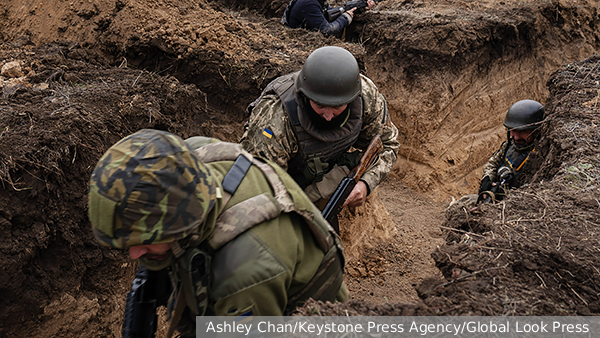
[262,128,273,139]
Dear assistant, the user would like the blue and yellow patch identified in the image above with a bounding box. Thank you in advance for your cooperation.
[235,311,253,324]
[262,128,273,139]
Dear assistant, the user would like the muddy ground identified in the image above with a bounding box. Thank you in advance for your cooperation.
[1,0,600,337]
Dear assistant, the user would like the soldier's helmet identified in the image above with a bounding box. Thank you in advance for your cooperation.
[504,99,545,131]
[296,46,361,107]
[88,129,217,249]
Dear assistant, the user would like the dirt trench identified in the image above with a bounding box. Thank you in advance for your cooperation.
[1,0,600,337]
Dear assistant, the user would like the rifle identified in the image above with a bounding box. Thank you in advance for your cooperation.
[477,166,513,205]
[122,265,172,338]
[322,134,383,233]
[326,0,385,22]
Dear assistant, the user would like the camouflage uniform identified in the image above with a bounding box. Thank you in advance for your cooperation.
[481,139,535,188]
[449,137,536,211]
[241,72,399,203]
[481,141,509,182]
[88,130,347,336]
[184,136,347,317]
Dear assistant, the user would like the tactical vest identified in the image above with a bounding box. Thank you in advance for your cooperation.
[500,140,535,188]
[264,72,363,188]
[172,139,345,318]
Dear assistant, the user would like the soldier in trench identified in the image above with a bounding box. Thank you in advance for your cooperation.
[450,99,545,209]
[281,0,376,37]
[240,46,400,228]
[88,129,347,337]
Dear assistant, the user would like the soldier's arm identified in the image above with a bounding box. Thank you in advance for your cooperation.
[482,141,508,182]
[240,93,298,170]
[353,75,400,193]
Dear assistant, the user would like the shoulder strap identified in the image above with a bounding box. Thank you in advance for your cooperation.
[188,141,344,316]
[221,155,252,195]
[279,82,300,126]
[194,141,333,254]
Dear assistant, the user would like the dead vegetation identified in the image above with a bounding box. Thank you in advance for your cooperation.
[1,0,600,337]
[291,55,600,317]
[417,55,600,316]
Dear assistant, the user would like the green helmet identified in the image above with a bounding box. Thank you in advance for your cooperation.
[88,129,217,249]
[296,46,361,107]
[504,99,545,130]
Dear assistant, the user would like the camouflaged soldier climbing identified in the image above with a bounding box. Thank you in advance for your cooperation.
[88,129,347,337]
[241,46,400,213]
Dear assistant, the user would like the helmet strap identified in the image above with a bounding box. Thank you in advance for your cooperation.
[296,92,308,108]
[169,241,185,259]
[170,234,204,259]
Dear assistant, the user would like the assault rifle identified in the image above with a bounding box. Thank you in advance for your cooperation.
[322,134,383,233]
[326,0,385,22]
[477,166,513,205]
[122,266,171,338]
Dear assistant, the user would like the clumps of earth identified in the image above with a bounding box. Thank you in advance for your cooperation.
[1,0,600,337]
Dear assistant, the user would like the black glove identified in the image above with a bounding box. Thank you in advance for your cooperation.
[494,185,507,201]
[478,176,493,195]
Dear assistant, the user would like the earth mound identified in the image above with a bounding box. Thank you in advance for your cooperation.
[295,55,600,316]
[1,0,600,337]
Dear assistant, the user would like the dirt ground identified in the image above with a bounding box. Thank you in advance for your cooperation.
[1,0,600,336]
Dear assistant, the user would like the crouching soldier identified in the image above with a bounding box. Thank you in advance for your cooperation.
[241,46,399,231]
[477,99,545,203]
[448,99,545,211]
[87,129,347,338]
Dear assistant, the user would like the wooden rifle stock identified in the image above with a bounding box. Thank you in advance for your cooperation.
[322,135,384,232]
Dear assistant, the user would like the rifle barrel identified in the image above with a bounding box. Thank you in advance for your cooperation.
[322,177,355,224]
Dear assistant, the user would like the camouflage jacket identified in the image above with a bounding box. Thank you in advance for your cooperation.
[179,137,346,317]
[482,138,535,188]
[241,73,400,194]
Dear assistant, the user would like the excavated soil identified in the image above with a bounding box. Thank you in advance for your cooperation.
[1,0,600,336]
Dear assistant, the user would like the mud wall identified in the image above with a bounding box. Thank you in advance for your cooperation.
[2,1,599,202]
[351,1,600,200]
[1,0,600,336]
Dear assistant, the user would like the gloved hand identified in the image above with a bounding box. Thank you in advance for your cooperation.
[478,176,493,195]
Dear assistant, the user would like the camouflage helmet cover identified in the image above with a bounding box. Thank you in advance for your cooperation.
[504,99,545,130]
[88,129,217,249]
[296,46,361,107]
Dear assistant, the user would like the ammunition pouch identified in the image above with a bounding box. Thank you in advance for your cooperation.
[302,152,329,183]
[334,150,362,170]
[172,247,212,317]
